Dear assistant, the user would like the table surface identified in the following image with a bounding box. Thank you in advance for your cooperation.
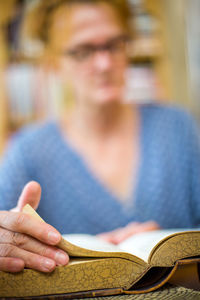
[3,284,200,300]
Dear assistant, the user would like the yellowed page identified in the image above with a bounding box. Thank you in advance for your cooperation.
[118,229,195,262]
[63,234,122,252]
[22,205,145,266]
[24,205,200,265]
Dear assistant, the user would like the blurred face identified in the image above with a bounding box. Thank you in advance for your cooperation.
[50,3,129,105]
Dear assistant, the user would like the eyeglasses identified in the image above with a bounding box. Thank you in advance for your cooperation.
[62,35,130,63]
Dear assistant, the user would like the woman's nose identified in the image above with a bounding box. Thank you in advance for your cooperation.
[92,50,113,71]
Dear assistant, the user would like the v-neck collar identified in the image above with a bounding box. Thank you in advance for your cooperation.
[50,105,145,214]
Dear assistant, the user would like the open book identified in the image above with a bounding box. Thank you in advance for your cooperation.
[1,204,200,298]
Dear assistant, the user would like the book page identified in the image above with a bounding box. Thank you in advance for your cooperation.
[118,229,191,262]
[24,204,198,264]
[62,233,146,265]
[62,234,123,253]
[63,229,198,261]
[22,205,145,264]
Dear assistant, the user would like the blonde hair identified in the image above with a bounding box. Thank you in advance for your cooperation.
[22,0,133,48]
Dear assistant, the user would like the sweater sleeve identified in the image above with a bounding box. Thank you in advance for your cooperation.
[188,116,200,226]
[0,135,32,211]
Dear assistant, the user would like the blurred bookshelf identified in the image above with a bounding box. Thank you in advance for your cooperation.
[186,0,200,121]
[0,0,197,153]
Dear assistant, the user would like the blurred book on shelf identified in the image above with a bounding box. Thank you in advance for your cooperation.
[5,63,163,134]
[186,0,200,120]
[128,0,162,61]
[5,64,64,132]
[5,64,35,130]
[125,65,164,103]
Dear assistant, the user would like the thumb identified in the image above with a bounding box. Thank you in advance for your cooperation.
[11,181,41,212]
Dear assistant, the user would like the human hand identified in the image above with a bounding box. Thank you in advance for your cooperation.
[0,181,69,273]
[98,221,160,245]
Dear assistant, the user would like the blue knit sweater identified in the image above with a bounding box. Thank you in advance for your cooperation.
[0,104,200,234]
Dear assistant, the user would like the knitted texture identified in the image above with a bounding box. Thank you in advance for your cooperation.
[0,104,200,233]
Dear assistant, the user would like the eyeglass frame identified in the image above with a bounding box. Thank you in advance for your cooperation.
[61,34,131,63]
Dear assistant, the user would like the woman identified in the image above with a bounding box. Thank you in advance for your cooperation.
[0,0,200,273]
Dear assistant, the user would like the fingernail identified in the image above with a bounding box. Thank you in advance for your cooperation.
[55,251,68,265]
[41,258,55,272]
[48,231,60,244]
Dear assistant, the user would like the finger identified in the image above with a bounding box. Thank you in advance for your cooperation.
[17,181,41,212]
[0,257,24,273]
[0,244,56,272]
[111,225,138,244]
[98,222,140,244]
[97,229,121,243]
[11,181,41,212]
[111,221,160,244]
[97,233,116,243]
[132,221,160,233]
[98,229,126,244]
[0,228,69,266]
[107,228,133,244]
[0,211,61,246]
